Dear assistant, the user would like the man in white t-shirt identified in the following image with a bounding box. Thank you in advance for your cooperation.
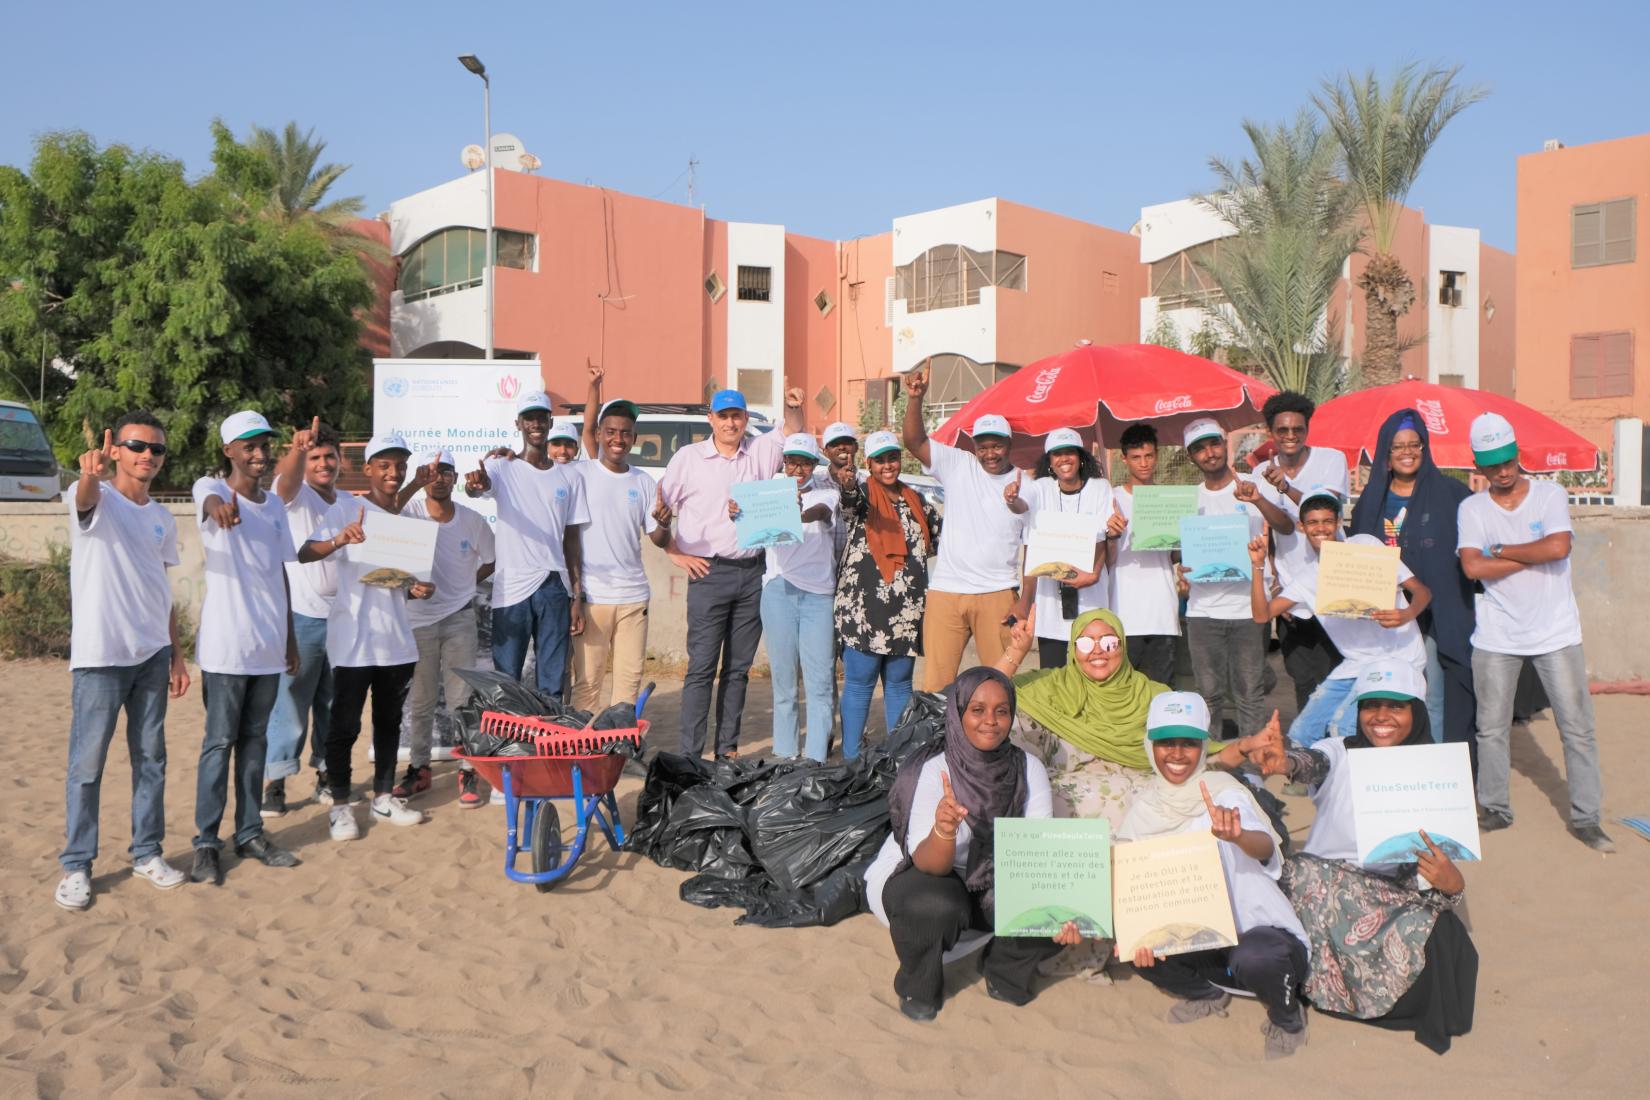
[901,365,1027,691]
[464,391,589,701]
[393,450,495,804]
[1456,413,1611,852]
[1107,424,1180,685]
[818,421,861,566]
[56,412,191,911]
[548,419,583,465]
[188,411,302,886]
[572,367,672,714]
[1179,418,1295,738]
[1254,392,1351,713]
[262,416,343,818]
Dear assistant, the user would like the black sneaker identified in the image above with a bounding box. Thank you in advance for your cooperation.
[1572,825,1616,853]
[260,779,287,818]
[458,769,485,809]
[1478,808,1513,832]
[898,996,938,1022]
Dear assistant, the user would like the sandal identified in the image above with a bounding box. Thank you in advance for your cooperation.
[54,871,92,911]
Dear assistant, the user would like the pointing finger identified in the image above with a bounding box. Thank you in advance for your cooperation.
[102,429,113,454]
[940,772,954,801]
[1199,781,1218,815]
[357,504,366,524]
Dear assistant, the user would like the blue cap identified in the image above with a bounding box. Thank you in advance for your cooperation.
[711,390,747,413]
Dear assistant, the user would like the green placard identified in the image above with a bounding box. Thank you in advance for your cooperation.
[1128,485,1199,550]
[992,818,1112,938]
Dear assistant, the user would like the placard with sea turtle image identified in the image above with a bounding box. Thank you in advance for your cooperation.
[730,476,804,550]
[1112,831,1238,959]
[1347,742,1481,864]
[1179,514,1252,584]
[992,818,1112,938]
[1314,540,1401,620]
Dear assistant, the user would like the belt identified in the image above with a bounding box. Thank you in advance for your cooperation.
[711,555,764,568]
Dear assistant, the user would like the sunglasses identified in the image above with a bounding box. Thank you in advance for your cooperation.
[1390,443,1425,454]
[115,439,168,456]
[1074,635,1121,656]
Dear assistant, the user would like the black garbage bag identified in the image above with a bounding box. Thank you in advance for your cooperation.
[624,753,754,879]
[869,690,948,775]
[452,668,561,716]
[454,699,533,757]
[679,859,869,928]
[591,701,637,731]
[747,762,891,894]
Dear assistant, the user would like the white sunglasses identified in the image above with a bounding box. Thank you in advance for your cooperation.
[1074,635,1121,655]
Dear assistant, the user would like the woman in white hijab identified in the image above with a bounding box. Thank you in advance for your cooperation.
[1119,692,1310,1060]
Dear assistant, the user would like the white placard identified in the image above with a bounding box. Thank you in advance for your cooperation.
[358,510,439,581]
[1024,511,1102,579]
[1347,743,1481,863]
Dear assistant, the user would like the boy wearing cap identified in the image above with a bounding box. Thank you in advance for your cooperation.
[569,364,671,714]
[465,391,589,702]
[548,420,583,465]
[56,412,191,911]
[300,434,435,839]
[1180,418,1295,739]
[395,450,495,801]
[818,422,861,566]
[901,364,1027,691]
[188,411,302,885]
[1457,413,1612,852]
[1109,424,1181,685]
[658,386,805,758]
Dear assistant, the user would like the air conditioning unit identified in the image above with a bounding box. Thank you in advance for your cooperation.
[1543,138,1565,152]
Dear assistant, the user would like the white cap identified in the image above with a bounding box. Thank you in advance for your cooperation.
[365,432,412,461]
[419,448,456,468]
[516,391,552,415]
[1297,483,1344,510]
[1147,692,1212,741]
[782,432,822,460]
[1043,427,1085,454]
[822,421,858,445]
[1352,660,1427,704]
[548,419,580,443]
[972,413,1012,440]
[219,410,273,444]
[865,430,901,458]
[1182,417,1223,449]
[1469,412,1518,465]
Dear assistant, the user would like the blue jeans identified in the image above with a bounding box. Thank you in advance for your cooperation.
[840,646,916,761]
[1288,676,1358,747]
[61,647,172,874]
[264,613,331,781]
[195,672,279,850]
[760,577,837,760]
[492,574,572,699]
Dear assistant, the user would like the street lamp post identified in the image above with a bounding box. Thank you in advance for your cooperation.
[458,53,494,360]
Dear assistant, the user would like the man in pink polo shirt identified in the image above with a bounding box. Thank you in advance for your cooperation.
[658,387,803,758]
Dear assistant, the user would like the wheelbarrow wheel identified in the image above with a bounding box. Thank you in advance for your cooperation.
[529,800,565,893]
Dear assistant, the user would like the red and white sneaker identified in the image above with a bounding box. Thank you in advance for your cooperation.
[392,765,432,798]
[458,769,485,809]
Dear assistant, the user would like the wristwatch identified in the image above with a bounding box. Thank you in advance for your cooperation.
[1490,544,1503,558]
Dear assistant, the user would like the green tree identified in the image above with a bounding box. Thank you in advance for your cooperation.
[1196,113,1363,401]
[1144,312,1183,351]
[237,121,365,226]
[1315,64,1486,386]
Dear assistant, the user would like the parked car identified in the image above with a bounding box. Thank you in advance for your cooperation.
[559,402,774,471]
[0,401,61,502]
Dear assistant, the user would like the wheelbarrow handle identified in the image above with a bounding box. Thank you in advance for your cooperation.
[635,681,657,720]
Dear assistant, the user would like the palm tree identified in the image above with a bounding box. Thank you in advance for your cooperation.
[244,122,365,227]
[1195,113,1364,402]
[1315,64,1487,386]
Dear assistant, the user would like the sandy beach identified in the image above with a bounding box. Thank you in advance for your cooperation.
[4,655,1647,1099]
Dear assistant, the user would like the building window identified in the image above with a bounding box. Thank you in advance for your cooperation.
[704,271,726,302]
[1148,241,1229,311]
[813,289,834,316]
[1438,270,1465,307]
[1437,373,1465,388]
[1570,331,1634,399]
[1572,198,1636,268]
[736,266,772,302]
[893,246,1026,313]
[398,227,534,302]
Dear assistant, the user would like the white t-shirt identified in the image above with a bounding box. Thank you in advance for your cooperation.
[1023,477,1112,641]
[281,481,341,620]
[1280,547,1427,681]
[402,498,495,629]
[67,483,180,670]
[191,478,297,676]
[1457,481,1583,656]
[313,496,419,668]
[575,461,658,605]
[1187,473,1282,620]
[484,457,590,609]
[922,442,1027,594]
[1110,486,1182,638]
[765,482,840,596]
[1262,447,1351,592]
[864,752,1053,926]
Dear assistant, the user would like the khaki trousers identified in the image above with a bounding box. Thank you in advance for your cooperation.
[571,601,649,713]
[921,588,1017,692]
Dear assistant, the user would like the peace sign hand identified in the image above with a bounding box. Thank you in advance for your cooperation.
[933,771,968,838]
[78,430,115,481]
[1413,830,1465,895]
[1201,781,1244,843]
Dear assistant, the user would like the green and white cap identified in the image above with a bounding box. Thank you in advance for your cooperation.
[1147,691,1212,741]
[548,419,580,444]
[1353,660,1426,704]
[822,421,858,445]
[1182,417,1223,449]
[864,430,900,458]
[219,410,273,444]
[1470,412,1518,466]
[782,432,822,460]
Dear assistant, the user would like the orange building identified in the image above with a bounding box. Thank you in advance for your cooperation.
[1515,133,1650,448]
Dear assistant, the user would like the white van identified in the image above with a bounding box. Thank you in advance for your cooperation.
[0,401,61,502]
[560,403,774,471]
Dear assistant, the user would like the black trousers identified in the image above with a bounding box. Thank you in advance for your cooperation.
[1127,634,1178,686]
[882,865,1062,1009]
[682,557,765,758]
[327,663,415,799]
[1135,925,1308,1029]
[1434,646,1478,768]
[1278,616,1340,712]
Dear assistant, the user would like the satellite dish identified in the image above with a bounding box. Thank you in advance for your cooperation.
[518,152,541,173]
[460,144,485,171]
[489,132,525,171]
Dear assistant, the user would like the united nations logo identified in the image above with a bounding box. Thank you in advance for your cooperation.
[382,376,410,398]
[626,488,640,502]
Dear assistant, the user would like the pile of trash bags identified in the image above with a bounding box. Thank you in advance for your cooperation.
[625,690,947,928]
[452,669,645,758]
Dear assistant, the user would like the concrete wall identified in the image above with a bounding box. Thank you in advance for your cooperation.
[1478,241,1517,397]
[1426,224,1482,387]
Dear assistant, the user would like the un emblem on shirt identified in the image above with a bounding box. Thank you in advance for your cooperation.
[152,523,166,545]
[627,488,640,502]
[555,487,568,500]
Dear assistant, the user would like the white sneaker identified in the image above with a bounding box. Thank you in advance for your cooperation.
[329,805,360,842]
[371,794,425,827]
[132,856,186,889]
[54,870,92,911]
[489,787,506,806]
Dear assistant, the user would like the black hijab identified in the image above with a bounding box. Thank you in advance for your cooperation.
[1348,409,1475,665]
[887,667,1027,892]
[1344,697,1432,749]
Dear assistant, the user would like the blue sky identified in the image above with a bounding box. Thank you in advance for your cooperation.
[7,1,1647,250]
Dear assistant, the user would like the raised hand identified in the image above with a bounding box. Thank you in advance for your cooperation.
[904,363,930,400]
[1106,499,1128,540]
[464,459,491,496]
[1233,477,1260,504]
[1201,781,1244,843]
[1243,712,1289,777]
[784,387,804,410]
[291,415,321,454]
[1003,471,1023,507]
[78,430,115,481]
[934,771,968,839]
[205,491,241,530]
[1005,605,1036,652]
[334,505,367,546]
[587,359,605,386]
[1247,532,1269,568]
[408,581,435,600]
[1414,830,1465,895]
[1261,462,1289,492]
[651,486,674,529]
[1216,709,1282,769]
[830,460,857,489]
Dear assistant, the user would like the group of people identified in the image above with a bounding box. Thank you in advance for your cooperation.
[56,365,1612,1056]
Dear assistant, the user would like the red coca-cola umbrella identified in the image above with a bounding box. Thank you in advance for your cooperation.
[929,342,1276,466]
[1243,378,1599,472]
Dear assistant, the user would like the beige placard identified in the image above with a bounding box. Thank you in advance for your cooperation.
[1112,831,1238,959]
[1314,540,1400,620]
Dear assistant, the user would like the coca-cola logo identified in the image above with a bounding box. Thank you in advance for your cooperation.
[1025,367,1062,404]
[1154,394,1193,414]
[1546,451,1566,465]
[1415,399,1448,435]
